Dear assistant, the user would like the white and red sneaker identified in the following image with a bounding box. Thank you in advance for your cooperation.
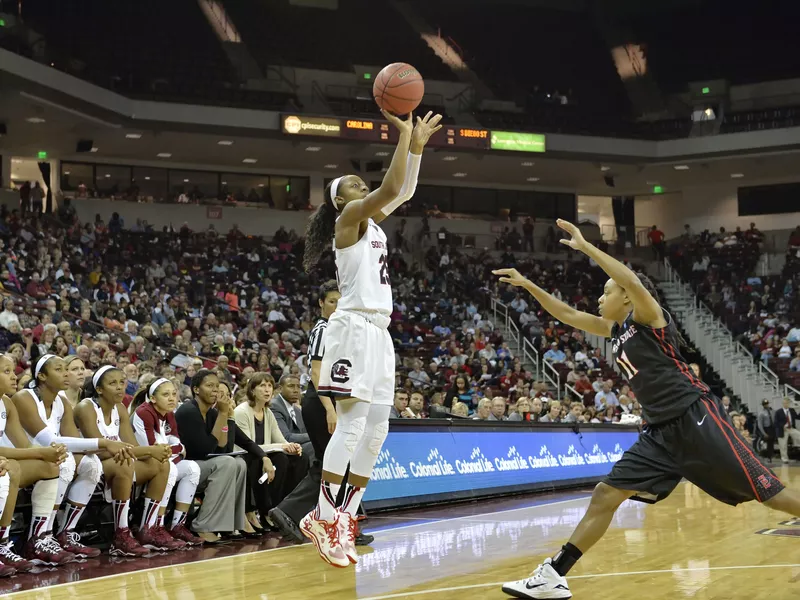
[299,510,349,568]
[336,511,358,565]
[57,530,102,558]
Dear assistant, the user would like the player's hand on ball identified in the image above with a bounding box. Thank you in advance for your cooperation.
[411,112,444,149]
[493,268,530,289]
[557,219,588,251]
[381,110,414,137]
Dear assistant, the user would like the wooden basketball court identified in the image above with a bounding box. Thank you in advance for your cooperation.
[5,466,799,600]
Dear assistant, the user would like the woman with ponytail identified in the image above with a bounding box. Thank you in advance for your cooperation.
[74,366,184,554]
[13,355,133,562]
[302,111,442,568]
[131,380,203,546]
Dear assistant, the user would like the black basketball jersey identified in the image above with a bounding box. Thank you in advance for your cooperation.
[610,308,709,425]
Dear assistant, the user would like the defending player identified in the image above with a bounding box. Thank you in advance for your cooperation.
[300,110,442,567]
[496,219,800,599]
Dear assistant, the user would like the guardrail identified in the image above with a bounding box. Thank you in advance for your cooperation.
[662,258,783,411]
[542,359,561,401]
[491,297,540,381]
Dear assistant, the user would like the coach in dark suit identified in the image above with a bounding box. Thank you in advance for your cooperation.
[775,397,800,464]
[270,374,314,459]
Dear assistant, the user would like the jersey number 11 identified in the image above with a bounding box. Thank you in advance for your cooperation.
[618,350,639,379]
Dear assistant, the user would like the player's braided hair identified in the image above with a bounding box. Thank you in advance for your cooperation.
[303,180,337,273]
[633,271,690,348]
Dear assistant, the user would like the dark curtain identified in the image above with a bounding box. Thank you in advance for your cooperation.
[37,161,53,213]
[612,195,635,246]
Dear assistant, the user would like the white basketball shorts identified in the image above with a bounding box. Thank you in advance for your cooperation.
[317,309,395,406]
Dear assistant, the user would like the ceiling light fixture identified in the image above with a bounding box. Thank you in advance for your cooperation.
[183,179,189,183]
[324,164,338,169]
[125,133,142,139]
[26,117,46,124]
[64,171,71,175]
[521,161,534,167]
[673,165,690,170]
[104,174,110,178]
[157,152,171,158]
[730,173,744,179]
[305,146,321,152]
[144,176,151,180]
[442,156,458,161]
[453,172,467,177]
[600,166,610,172]
[243,158,257,163]
[527,177,540,182]
[217,140,234,146]
[90,147,99,153]
[375,151,390,157]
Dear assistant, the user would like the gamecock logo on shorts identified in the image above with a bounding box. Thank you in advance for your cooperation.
[331,359,352,384]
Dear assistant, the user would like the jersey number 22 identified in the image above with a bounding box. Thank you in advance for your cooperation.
[378,254,390,285]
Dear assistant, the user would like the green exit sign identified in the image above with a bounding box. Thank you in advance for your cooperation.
[37,151,48,159]
[653,185,663,194]
[701,87,710,94]
[363,73,372,80]
[0,18,6,27]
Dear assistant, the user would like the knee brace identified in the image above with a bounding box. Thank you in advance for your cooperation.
[76,454,103,485]
[59,452,77,484]
[367,421,390,456]
[344,417,366,454]
[167,461,178,489]
[183,461,201,487]
[0,472,8,505]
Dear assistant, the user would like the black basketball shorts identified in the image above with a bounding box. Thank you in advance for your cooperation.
[604,395,784,506]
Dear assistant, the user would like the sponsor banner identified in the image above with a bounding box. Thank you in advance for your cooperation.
[363,425,638,509]
[281,115,342,136]
[490,131,546,153]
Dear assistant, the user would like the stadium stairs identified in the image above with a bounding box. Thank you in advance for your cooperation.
[656,260,786,413]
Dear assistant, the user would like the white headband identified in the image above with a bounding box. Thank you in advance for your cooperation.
[147,377,171,402]
[329,177,344,209]
[30,354,56,387]
[92,365,117,389]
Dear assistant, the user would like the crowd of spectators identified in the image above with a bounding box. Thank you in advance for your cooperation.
[669,222,800,393]
[0,201,657,566]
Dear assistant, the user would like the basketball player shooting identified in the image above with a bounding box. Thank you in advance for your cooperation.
[300,110,442,568]
[495,219,800,599]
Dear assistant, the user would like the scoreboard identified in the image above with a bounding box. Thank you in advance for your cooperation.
[283,115,491,150]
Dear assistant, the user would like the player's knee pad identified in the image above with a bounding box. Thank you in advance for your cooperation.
[367,421,390,457]
[76,453,103,485]
[344,416,367,454]
[167,461,178,489]
[184,461,201,487]
[59,452,76,483]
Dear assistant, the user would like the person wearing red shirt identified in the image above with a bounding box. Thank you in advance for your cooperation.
[647,225,666,259]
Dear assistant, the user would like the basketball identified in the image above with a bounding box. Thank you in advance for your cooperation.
[373,63,425,115]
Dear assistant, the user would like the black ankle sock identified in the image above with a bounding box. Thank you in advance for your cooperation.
[551,542,583,576]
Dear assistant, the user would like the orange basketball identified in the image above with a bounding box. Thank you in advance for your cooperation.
[373,63,425,115]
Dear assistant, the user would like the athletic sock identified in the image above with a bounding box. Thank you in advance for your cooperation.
[140,498,160,530]
[171,510,187,529]
[551,542,583,576]
[0,526,9,541]
[57,503,86,535]
[316,481,341,521]
[339,483,365,518]
[113,500,130,530]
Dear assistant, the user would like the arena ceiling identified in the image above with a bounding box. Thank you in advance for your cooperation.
[3,72,800,197]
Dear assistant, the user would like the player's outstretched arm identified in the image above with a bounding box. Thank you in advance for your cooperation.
[493,268,614,338]
[373,111,443,224]
[338,111,413,227]
[556,219,664,327]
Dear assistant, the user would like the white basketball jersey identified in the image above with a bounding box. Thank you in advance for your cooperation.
[0,398,7,442]
[335,219,392,315]
[93,403,121,441]
[26,388,64,445]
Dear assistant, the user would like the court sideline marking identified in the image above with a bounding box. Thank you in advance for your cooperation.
[5,495,593,598]
[358,563,800,600]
